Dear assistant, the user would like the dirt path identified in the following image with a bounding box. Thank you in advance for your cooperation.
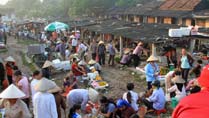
[1,37,147,96]
[1,37,32,76]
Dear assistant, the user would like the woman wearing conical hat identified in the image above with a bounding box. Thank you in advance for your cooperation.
[4,56,16,85]
[0,84,32,118]
[144,44,159,90]
[41,60,53,79]
[33,78,58,118]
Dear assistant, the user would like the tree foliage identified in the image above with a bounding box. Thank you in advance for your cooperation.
[5,0,143,18]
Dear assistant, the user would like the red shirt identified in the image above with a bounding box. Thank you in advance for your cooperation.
[172,89,209,118]
[71,63,82,76]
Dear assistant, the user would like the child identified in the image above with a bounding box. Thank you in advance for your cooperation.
[69,104,82,118]
[63,72,78,89]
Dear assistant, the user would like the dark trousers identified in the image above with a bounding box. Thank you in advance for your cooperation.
[133,54,140,67]
[181,68,190,83]
[92,53,96,60]
[142,98,154,110]
[72,46,76,53]
[7,75,13,85]
[22,98,30,108]
[99,54,105,65]
[147,81,152,90]
[108,55,115,66]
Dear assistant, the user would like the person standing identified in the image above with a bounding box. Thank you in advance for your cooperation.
[123,83,139,112]
[132,42,144,67]
[30,70,42,101]
[33,78,58,118]
[90,39,97,60]
[97,41,106,66]
[71,35,77,53]
[78,40,87,60]
[172,65,209,118]
[145,55,159,90]
[5,56,16,85]
[55,39,66,60]
[178,48,194,83]
[48,83,66,118]
[14,70,30,108]
[41,60,53,79]
[108,41,116,66]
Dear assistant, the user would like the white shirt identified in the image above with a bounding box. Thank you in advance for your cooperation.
[78,43,87,52]
[123,90,139,111]
[168,84,186,101]
[72,38,78,47]
[33,92,58,118]
[30,79,40,100]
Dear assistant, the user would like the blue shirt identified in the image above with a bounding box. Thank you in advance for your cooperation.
[72,113,81,118]
[181,56,190,69]
[149,88,166,110]
[107,103,116,113]
[108,44,115,55]
[145,63,159,82]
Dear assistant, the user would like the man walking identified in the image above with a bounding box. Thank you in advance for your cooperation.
[97,41,106,65]
[108,41,116,66]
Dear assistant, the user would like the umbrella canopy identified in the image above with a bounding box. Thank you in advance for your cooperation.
[44,21,69,31]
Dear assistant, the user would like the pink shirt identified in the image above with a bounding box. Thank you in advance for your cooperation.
[133,45,143,56]
[18,76,30,99]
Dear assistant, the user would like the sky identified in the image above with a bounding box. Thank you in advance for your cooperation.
[0,0,9,5]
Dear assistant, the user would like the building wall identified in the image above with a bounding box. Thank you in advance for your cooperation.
[163,17,172,24]
[205,20,209,28]
[196,19,206,27]
[147,17,155,23]
[134,16,140,22]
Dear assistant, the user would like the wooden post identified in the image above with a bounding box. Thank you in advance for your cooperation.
[190,38,196,53]
[151,43,157,56]
[120,36,123,57]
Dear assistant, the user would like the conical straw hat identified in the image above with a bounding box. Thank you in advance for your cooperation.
[48,81,61,93]
[88,59,96,65]
[35,78,56,92]
[42,60,53,68]
[98,41,104,45]
[147,55,159,62]
[0,84,25,99]
[5,56,15,62]
[88,88,99,103]
[124,48,131,54]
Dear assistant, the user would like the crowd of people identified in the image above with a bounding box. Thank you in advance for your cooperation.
[0,26,209,118]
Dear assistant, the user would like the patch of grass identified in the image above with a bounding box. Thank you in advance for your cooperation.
[21,53,37,72]
[0,48,8,53]
[17,39,39,45]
